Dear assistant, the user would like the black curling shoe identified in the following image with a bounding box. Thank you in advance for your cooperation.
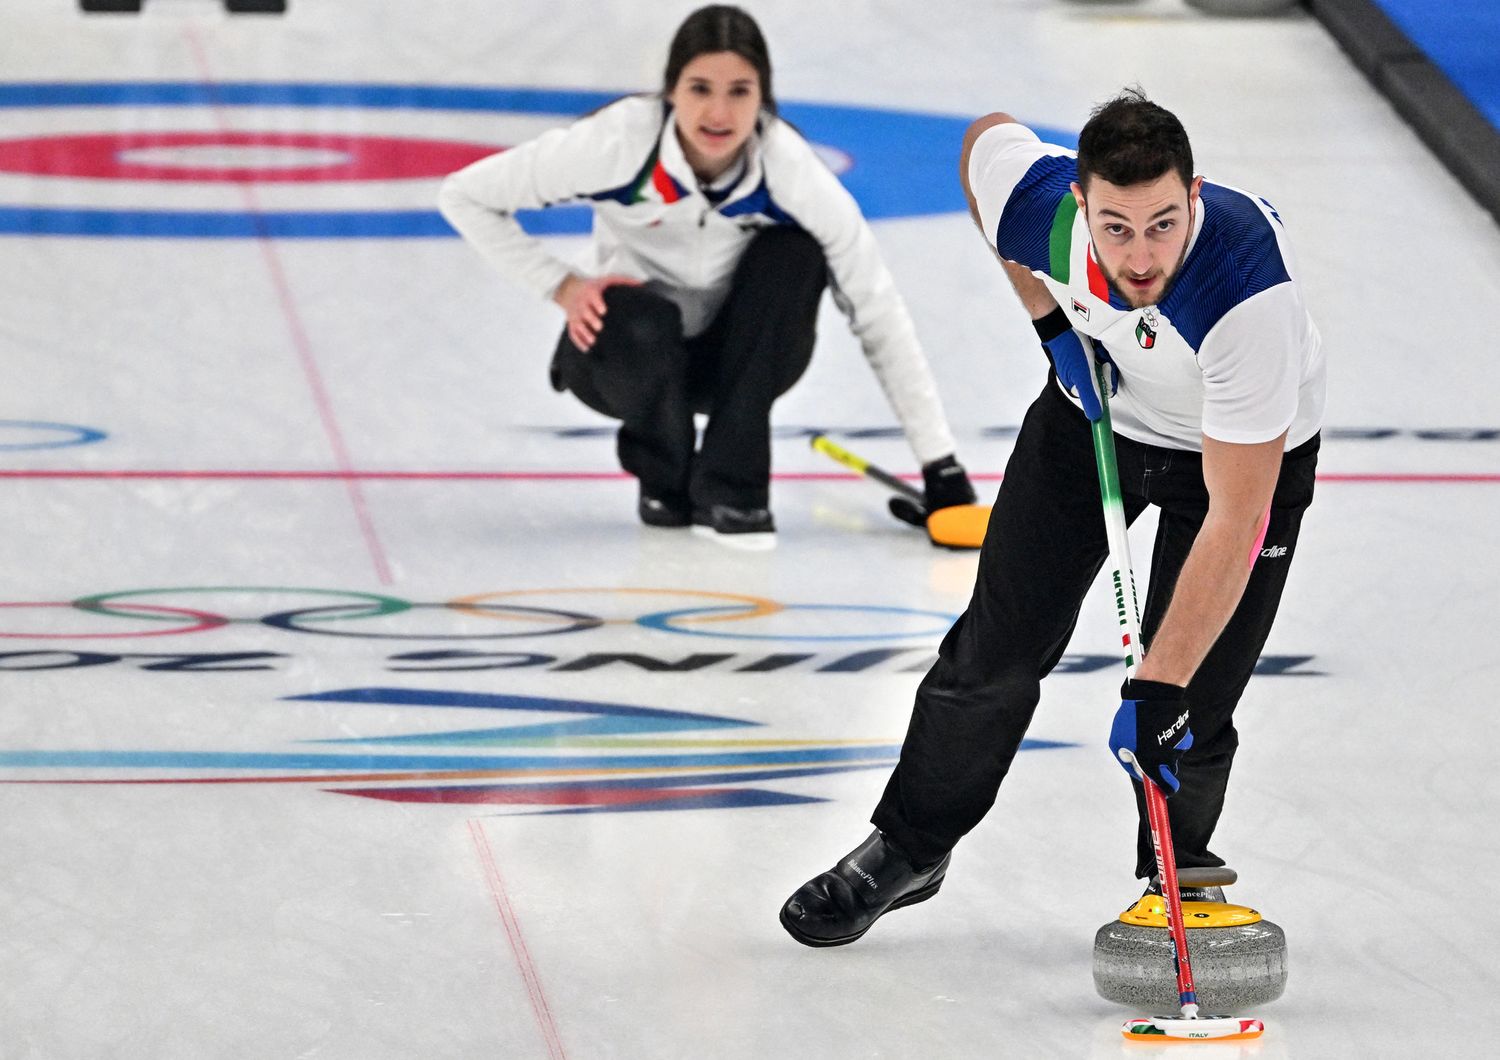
[638,489,691,528]
[690,504,776,550]
[779,830,950,947]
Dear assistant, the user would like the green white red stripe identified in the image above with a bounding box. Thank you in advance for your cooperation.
[1048,193,1112,303]
[1086,244,1109,302]
[1047,194,1077,283]
[651,159,684,203]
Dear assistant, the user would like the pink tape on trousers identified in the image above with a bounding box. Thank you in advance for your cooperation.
[1247,506,1271,570]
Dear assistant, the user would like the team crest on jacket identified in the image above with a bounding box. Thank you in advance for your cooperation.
[1136,309,1159,349]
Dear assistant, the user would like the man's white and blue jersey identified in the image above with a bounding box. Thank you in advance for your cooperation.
[969,122,1324,451]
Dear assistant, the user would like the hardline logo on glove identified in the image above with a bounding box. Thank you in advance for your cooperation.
[1156,711,1189,747]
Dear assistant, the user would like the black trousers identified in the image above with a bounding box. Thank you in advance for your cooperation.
[872,378,1319,878]
[549,227,828,509]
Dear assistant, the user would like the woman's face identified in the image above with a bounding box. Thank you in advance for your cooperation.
[667,51,762,180]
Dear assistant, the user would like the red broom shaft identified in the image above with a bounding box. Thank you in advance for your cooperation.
[1145,778,1197,1006]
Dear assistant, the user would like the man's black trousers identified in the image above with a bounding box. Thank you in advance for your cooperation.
[872,378,1319,877]
[549,227,827,510]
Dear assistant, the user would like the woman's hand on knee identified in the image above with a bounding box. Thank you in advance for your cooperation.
[553,273,644,351]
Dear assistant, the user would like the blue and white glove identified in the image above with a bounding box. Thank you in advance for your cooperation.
[1109,679,1193,796]
[1033,307,1118,422]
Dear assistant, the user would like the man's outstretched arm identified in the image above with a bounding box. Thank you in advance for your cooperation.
[960,112,1116,417]
[1134,432,1286,686]
[959,113,1058,321]
[959,112,1020,235]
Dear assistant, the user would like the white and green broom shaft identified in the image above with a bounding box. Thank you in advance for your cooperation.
[1088,390,1144,680]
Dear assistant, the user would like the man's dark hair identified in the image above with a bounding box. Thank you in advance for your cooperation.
[663,5,777,116]
[1076,88,1193,191]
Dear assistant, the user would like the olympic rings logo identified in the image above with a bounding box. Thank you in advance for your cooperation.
[4,587,959,643]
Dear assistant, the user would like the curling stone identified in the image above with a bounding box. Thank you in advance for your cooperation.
[1093,867,1287,1011]
[1185,0,1300,16]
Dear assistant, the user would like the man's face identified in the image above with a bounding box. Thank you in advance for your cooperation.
[1072,171,1202,308]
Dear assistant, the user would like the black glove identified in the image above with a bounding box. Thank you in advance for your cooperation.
[1109,679,1193,796]
[921,455,977,512]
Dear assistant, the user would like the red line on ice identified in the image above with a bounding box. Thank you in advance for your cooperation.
[183,25,392,585]
[468,820,568,1060]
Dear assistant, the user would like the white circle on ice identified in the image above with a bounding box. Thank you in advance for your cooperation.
[116,144,354,169]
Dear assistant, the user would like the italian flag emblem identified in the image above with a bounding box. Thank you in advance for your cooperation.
[1136,317,1157,349]
[650,158,686,204]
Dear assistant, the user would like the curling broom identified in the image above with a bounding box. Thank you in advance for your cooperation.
[808,433,990,550]
[1088,354,1266,1044]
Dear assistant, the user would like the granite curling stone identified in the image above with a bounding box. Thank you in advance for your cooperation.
[1092,871,1288,1011]
[1184,0,1299,16]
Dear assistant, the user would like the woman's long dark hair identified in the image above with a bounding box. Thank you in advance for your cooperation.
[662,5,777,116]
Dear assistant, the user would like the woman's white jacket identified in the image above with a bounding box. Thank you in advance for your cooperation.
[439,94,957,463]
